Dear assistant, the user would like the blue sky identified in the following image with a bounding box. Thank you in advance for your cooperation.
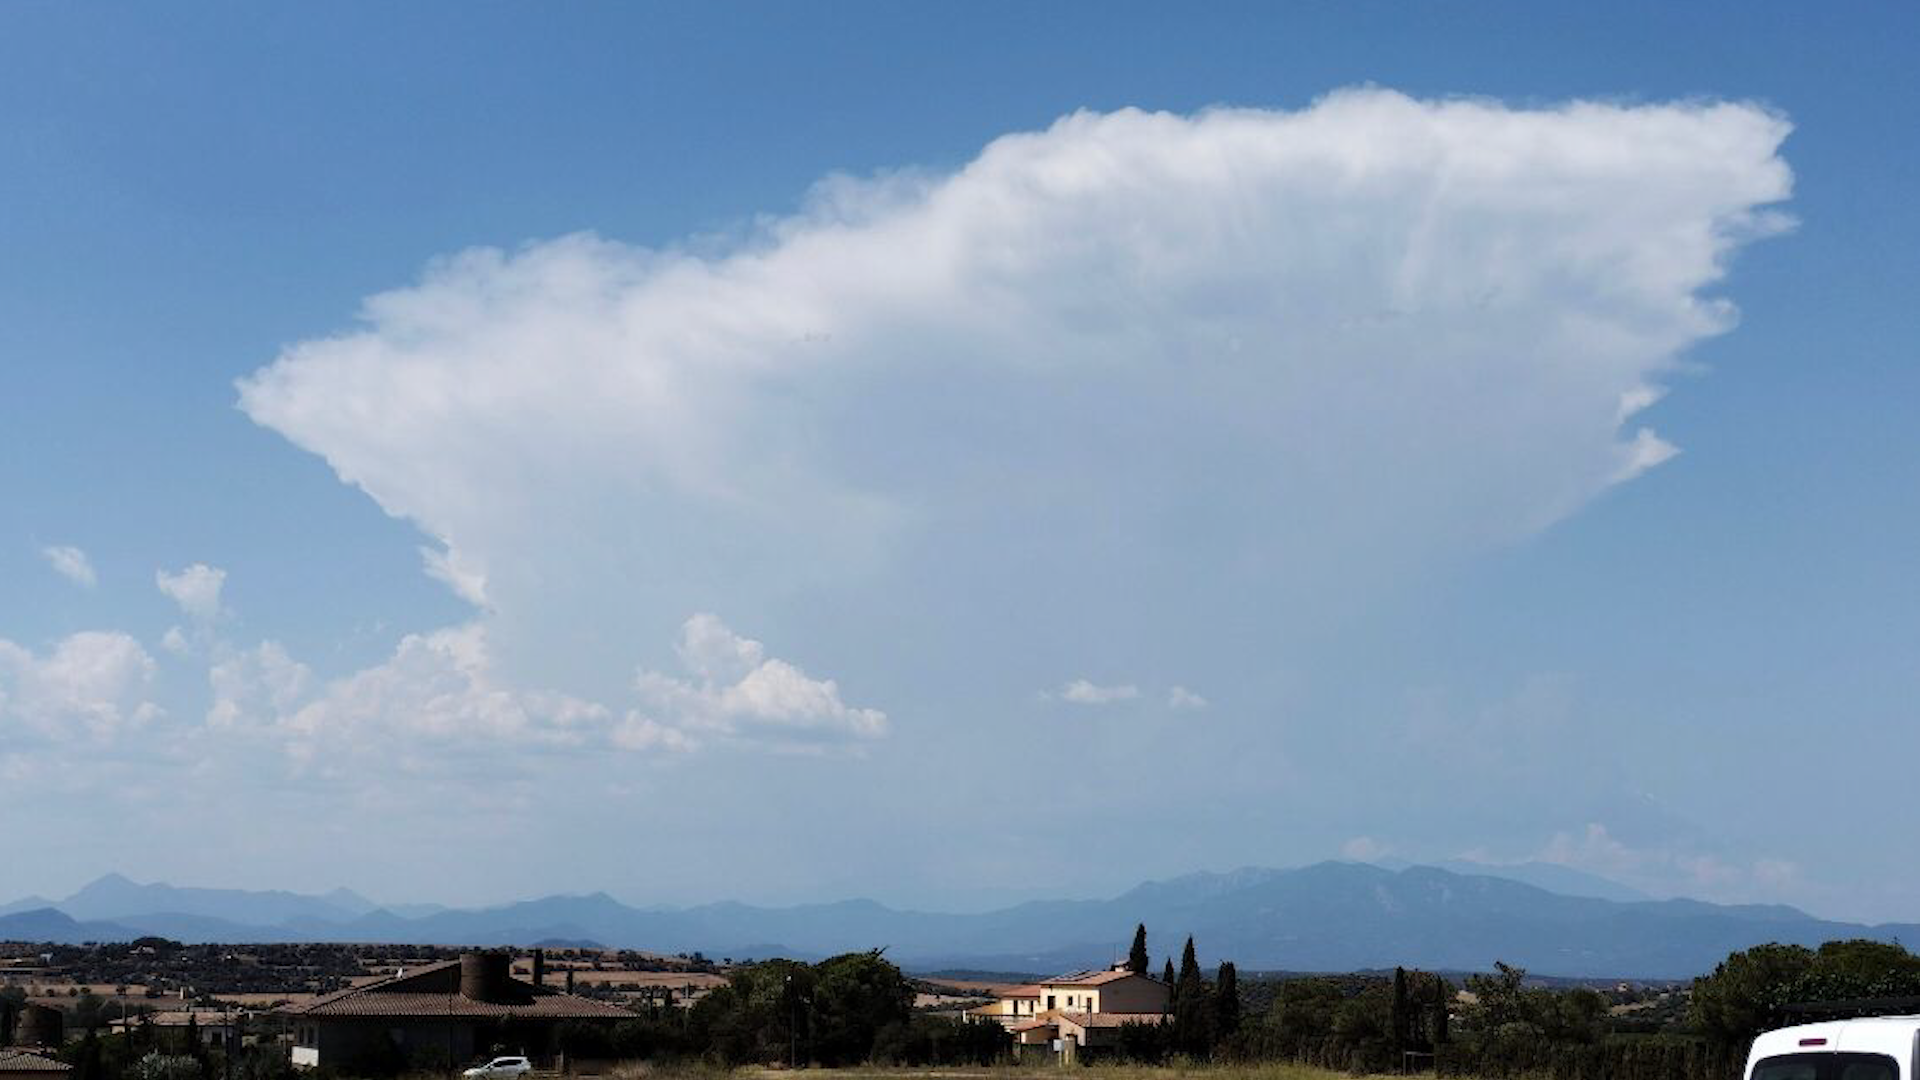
[2,3,1917,921]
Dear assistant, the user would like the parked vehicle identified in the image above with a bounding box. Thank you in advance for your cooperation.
[1747,1018,1920,1080]
[462,1056,532,1078]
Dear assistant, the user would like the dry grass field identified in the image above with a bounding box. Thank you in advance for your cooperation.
[614,1066,1417,1080]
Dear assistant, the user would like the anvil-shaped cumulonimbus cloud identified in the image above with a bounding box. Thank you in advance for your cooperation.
[237,89,1792,749]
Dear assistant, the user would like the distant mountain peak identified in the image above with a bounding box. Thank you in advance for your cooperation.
[79,872,140,891]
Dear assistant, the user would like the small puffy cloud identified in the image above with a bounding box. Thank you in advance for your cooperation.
[40,545,96,588]
[155,564,227,625]
[1055,679,1141,705]
[1342,836,1392,862]
[1168,686,1208,710]
[675,611,768,682]
[635,614,888,748]
[207,641,314,730]
[271,624,611,764]
[0,631,160,741]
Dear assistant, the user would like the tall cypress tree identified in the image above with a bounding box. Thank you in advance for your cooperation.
[1161,958,1176,987]
[1431,976,1451,1045]
[1213,961,1240,1038]
[74,1029,101,1080]
[1128,924,1151,975]
[1172,937,1212,1057]
[1391,966,1410,1052]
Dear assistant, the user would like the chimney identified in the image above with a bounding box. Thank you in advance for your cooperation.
[532,949,546,987]
[460,951,515,1004]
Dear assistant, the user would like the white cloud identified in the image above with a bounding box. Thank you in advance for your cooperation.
[40,545,96,588]
[634,613,887,748]
[207,641,313,730]
[263,623,613,766]
[1538,822,1801,903]
[1055,679,1141,705]
[420,542,489,608]
[1168,686,1208,710]
[155,564,226,626]
[202,613,874,767]
[235,90,1792,722]
[0,631,160,741]
[1342,836,1392,862]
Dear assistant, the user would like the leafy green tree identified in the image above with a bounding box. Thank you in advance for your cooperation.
[128,1052,201,1080]
[1795,939,1920,1000]
[71,993,105,1035]
[1128,924,1151,975]
[687,951,913,1066]
[1690,943,1815,1046]
[808,950,912,1065]
[1266,978,1344,1051]
[1465,961,1531,1033]
[870,1014,1005,1065]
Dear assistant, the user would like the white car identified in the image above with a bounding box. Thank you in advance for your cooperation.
[463,1057,532,1079]
[1746,1017,1919,1080]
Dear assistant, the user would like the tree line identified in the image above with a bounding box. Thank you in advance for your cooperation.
[22,931,1920,1077]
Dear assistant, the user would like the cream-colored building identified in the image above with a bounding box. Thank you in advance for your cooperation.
[972,965,1172,1059]
[1028,968,1170,1015]
[964,984,1042,1027]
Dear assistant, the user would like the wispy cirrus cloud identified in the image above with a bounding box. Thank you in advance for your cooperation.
[1052,679,1142,705]
[40,545,96,588]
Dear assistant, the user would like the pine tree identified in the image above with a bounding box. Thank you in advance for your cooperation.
[1213,961,1240,1038]
[1128,924,1150,975]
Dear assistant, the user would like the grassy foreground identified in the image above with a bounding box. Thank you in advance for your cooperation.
[609,1066,1415,1080]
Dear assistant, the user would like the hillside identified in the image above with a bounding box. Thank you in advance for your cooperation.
[7,863,1912,979]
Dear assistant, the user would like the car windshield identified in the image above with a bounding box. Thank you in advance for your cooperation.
[1753,1053,1900,1080]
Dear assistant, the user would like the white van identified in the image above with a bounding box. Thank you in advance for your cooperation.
[1748,1018,1920,1080]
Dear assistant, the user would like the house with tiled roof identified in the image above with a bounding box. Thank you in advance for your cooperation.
[280,951,629,1072]
[972,965,1170,1060]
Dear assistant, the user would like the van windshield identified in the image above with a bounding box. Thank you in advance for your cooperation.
[1753,1053,1900,1080]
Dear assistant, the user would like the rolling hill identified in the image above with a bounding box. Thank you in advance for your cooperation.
[6,863,1912,979]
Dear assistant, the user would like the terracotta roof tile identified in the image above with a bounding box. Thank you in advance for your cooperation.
[1041,968,1147,987]
[281,960,629,1020]
[0,1050,71,1073]
[286,991,630,1019]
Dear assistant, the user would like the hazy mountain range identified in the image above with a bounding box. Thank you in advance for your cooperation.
[4,862,1910,980]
